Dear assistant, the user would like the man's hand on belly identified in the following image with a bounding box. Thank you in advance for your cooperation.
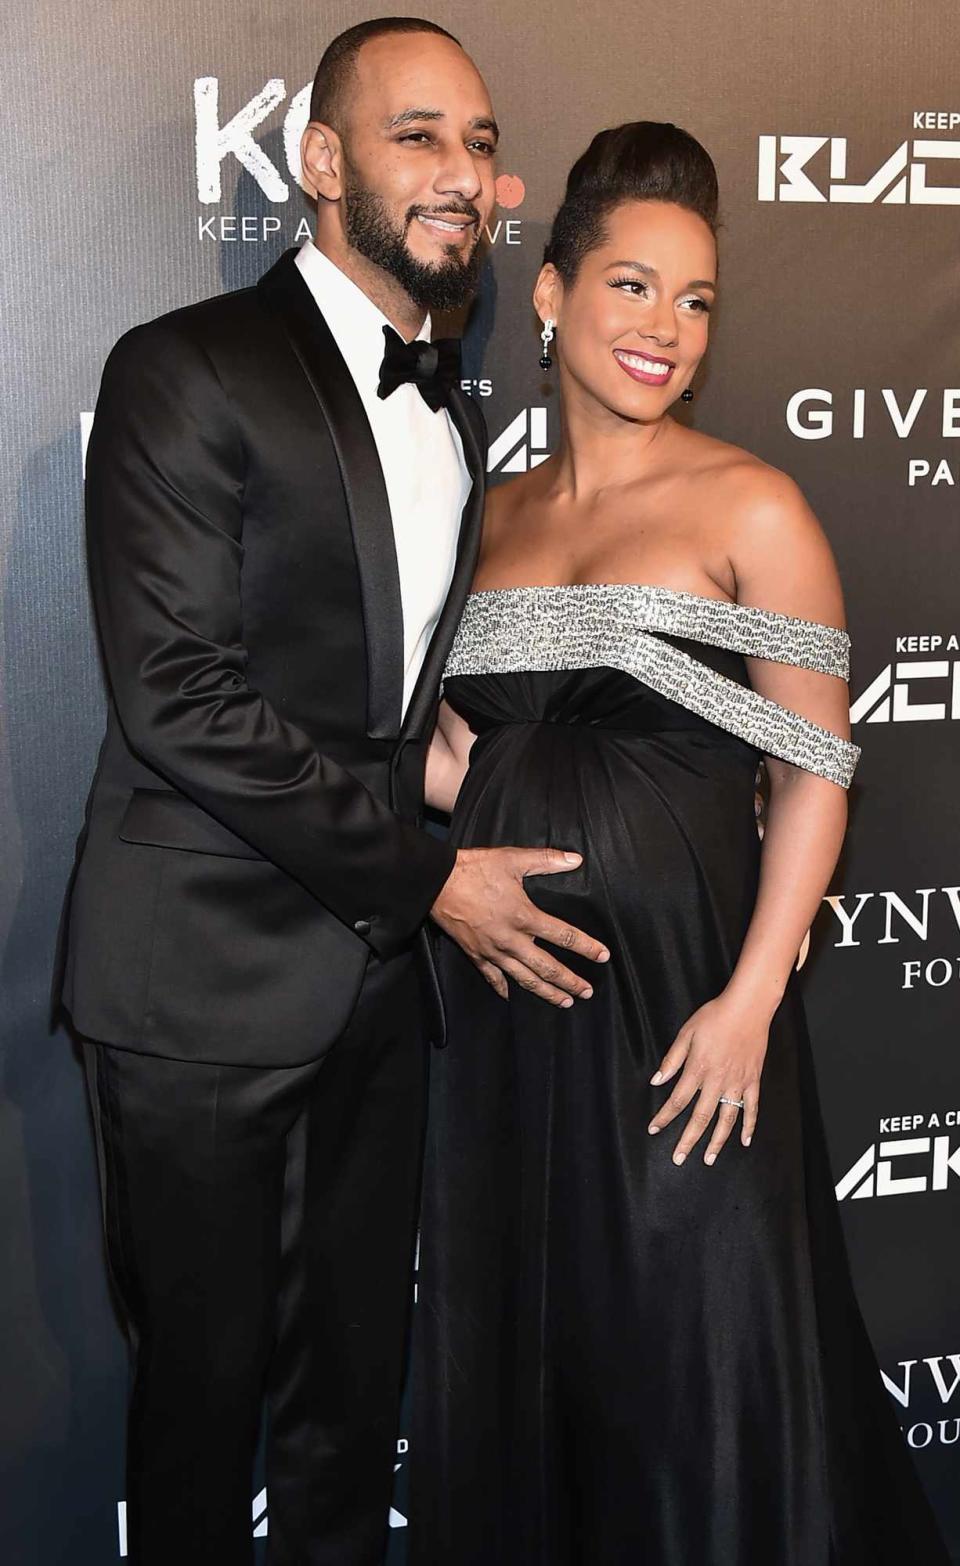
[430,847,611,1007]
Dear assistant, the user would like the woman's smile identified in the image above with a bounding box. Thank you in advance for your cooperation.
[612,346,676,385]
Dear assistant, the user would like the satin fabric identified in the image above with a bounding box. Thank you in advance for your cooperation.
[58,247,486,1065]
[377,324,463,411]
[411,645,950,1564]
[84,952,426,1566]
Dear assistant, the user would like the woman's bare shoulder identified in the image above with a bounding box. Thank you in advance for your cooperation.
[677,426,814,538]
[679,428,845,622]
[678,424,781,491]
[724,467,843,622]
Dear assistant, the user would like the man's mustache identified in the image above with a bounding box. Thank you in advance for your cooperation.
[406,203,482,227]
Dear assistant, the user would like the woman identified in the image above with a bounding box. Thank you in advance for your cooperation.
[411,124,950,1564]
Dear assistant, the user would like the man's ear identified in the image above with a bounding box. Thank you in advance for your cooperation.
[300,121,343,202]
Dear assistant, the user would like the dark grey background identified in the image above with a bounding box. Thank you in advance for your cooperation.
[2,1,958,1558]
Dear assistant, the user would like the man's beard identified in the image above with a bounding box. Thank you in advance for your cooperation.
[343,172,483,314]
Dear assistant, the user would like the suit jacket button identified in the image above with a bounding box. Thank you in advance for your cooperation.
[354,918,372,936]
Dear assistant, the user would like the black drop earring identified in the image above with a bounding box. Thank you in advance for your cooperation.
[680,387,694,402]
[539,318,555,369]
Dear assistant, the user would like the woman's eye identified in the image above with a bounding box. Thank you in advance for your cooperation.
[683,298,711,313]
[609,277,648,296]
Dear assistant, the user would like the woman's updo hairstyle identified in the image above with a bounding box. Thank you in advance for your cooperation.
[543,121,719,284]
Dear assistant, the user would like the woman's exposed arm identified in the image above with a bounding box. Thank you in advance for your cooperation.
[728,766,846,1015]
[724,469,852,1017]
[647,467,855,1164]
[425,698,478,814]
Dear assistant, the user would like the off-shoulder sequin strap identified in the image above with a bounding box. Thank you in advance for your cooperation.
[460,583,850,676]
[442,583,861,789]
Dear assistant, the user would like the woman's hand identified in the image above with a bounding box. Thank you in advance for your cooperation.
[646,986,774,1166]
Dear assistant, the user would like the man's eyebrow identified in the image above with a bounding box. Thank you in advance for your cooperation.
[384,107,500,142]
[605,260,716,291]
[385,107,445,128]
[470,116,500,142]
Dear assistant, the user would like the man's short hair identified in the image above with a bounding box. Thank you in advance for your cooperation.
[310,17,461,131]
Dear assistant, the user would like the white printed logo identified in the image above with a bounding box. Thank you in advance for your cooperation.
[758,134,960,204]
[836,1112,960,1201]
[851,650,960,725]
[253,1489,268,1538]
[822,884,960,992]
[195,78,311,204]
[883,1352,960,1450]
[117,1447,409,1555]
[783,389,960,486]
[785,388,960,442]
[487,408,550,474]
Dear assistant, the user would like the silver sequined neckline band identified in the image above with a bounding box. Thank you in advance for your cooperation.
[443,582,861,789]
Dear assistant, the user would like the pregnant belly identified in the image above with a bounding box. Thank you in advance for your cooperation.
[451,722,761,958]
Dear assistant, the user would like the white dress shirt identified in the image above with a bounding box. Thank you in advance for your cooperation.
[295,239,471,720]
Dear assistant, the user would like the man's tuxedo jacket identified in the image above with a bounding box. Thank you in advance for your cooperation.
[58,247,487,1067]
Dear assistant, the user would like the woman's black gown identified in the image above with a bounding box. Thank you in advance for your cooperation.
[409,583,950,1566]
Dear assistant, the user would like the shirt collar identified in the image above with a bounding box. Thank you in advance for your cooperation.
[294,239,432,394]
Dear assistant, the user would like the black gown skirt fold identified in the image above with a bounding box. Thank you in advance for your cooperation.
[409,648,950,1565]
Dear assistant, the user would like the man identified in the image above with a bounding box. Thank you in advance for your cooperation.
[58,18,607,1565]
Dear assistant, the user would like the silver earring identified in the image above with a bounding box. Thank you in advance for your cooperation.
[539,318,555,369]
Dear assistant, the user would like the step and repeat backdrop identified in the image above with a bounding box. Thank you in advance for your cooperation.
[2,0,958,1559]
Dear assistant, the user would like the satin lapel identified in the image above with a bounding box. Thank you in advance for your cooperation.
[400,386,486,741]
[257,249,403,739]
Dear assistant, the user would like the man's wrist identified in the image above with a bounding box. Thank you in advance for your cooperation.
[430,847,463,918]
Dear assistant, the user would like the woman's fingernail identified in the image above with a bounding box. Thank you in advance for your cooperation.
[561,997,574,1009]
[673,1152,686,1166]
[597,949,610,962]
[743,1135,752,1147]
[563,852,581,864]
[647,1122,660,1135]
[650,1071,662,1085]
[581,987,593,1000]
[704,1152,716,1166]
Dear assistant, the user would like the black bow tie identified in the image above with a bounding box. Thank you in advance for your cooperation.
[377,324,461,413]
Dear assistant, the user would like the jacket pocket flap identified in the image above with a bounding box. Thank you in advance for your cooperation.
[119,791,265,861]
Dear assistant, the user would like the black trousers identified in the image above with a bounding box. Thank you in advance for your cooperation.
[83,951,426,1566]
